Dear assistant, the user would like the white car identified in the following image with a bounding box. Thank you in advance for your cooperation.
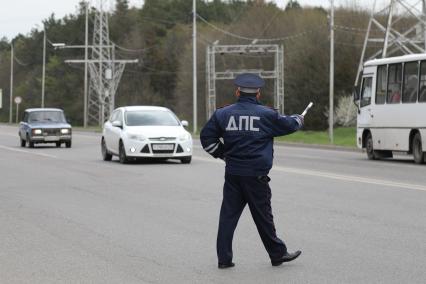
[101,106,192,164]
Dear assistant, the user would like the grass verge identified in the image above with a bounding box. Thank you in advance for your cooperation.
[275,127,356,148]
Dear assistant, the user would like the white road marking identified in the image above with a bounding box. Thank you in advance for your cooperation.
[192,156,426,192]
[0,145,57,159]
[0,132,18,137]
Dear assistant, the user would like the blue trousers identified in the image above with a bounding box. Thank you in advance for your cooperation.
[217,173,287,264]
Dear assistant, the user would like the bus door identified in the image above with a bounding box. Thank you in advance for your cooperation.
[358,76,374,127]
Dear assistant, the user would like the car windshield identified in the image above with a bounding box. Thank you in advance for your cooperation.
[125,110,180,126]
[28,111,66,123]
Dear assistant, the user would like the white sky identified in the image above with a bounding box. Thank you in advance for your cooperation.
[0,0,385,40]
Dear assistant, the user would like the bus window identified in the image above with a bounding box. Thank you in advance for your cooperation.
[361,77,372,107]
[419,61,426,102]
[376,65,387,104]
[387,64,402,104]
[402,62,419,103]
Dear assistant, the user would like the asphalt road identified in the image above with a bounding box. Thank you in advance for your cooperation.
[1,124,426,283]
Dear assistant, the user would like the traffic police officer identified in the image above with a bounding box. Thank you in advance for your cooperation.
[200,73,303,269]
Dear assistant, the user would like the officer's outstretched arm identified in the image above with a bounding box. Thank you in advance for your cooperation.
[269,112,304,137]
[200,112,225,159]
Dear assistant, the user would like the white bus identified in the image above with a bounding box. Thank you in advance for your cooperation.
[355,54,426,164]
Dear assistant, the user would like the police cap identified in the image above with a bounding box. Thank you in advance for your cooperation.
[234,73,265,93]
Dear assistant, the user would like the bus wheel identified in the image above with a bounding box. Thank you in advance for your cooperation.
[366,133,377,160]
[412,133,425,164]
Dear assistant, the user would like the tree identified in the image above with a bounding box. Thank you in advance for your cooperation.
[286,0,302,10]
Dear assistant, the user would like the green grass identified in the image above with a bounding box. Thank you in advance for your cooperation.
[72,126,102,133]
[276,127,357,148]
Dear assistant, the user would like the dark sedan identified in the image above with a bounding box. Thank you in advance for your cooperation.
[19,108,72,148]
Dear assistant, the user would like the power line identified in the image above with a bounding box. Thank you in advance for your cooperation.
[112,41,160,53]
[14,56,29,66]
[196,14,326,42]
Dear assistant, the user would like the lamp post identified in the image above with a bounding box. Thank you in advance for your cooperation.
[41,26,46,108]
[193,0,197,134]
[9,42,14,124]
[329,0,335,144]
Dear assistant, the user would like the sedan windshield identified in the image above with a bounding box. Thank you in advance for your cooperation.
[28,111,66,123]
[125,110,180,126]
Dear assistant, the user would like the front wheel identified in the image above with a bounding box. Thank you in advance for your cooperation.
[65,141,72,148]
[412,133,425,164]
[365,133,377,160]
[101,138,113,161]
[119,141,128,164]
[180,156,192,164]
[20,137,26,147]
[27,134,34,148]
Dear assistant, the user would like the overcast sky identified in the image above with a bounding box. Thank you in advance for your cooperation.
[0,0,384,40]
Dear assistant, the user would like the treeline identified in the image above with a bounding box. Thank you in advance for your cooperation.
[0,0,387,129]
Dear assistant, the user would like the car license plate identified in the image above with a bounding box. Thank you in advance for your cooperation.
[45,136,59,142]
[152,144,174,150]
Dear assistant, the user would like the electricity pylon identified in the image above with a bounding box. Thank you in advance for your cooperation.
[66,1,137,125]
[355,0,426,86]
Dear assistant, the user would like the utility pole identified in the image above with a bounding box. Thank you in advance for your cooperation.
[193,0,197,134]
[41,26,46,108]
[329,0,334,144]
[84,1,89,128]
[9,43,14,124]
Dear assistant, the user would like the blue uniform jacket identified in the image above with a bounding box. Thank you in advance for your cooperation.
[200,96,303,176]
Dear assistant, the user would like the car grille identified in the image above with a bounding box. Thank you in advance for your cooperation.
[43,128,60,136]
[149,137,176,142]
[141,145,151,153]
[176,145,184,153]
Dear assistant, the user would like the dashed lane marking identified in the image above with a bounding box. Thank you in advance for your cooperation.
[0,145,57,159]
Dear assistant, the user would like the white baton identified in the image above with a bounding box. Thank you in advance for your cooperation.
[301,102,314,116]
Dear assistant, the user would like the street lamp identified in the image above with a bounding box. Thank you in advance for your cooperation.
[41,26,46,108]
[9,41,14,124]
[52,43,66,49]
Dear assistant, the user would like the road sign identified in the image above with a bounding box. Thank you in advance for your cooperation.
[14,96,22,104]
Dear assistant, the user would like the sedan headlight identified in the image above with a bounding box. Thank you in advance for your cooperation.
[61,128,70,134]
[127,133,146,141]
[33,129,42,135]
[179,133,191,141]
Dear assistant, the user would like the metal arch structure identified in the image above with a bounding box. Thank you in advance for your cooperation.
[355,0,426,86]
[65,1,137,126]
[206,44,284,119]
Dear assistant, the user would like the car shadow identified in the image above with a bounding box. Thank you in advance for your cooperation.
[23,144,64,150]
[112,158,182,165]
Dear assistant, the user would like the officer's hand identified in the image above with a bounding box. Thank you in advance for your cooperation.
[292,114,304,127]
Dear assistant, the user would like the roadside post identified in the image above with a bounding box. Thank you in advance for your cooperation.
[14,96,22,123]
[0,89,2,109]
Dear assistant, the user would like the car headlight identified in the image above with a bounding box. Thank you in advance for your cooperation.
[61,128,70,134]
[33,129,42,135]
[127,133,146,141]
[179,133,191,141]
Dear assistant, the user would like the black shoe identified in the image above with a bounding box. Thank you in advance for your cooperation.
[271,250,302,266]
[218,262,235,269]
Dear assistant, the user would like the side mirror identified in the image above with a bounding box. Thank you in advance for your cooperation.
[352,86,360,102]
[112,120,123,128]
[181,120,189,127]
[352,86,361,113]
